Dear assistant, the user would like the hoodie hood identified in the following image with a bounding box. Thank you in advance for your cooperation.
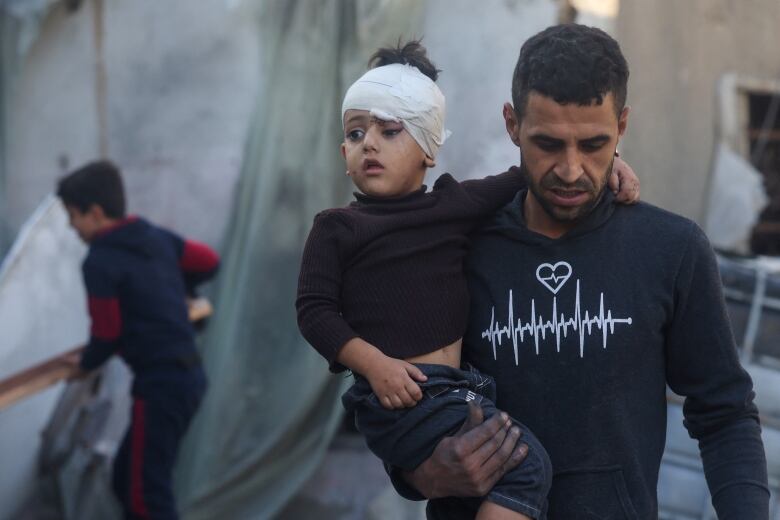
[480,187,617,245]
[91,216,155,257]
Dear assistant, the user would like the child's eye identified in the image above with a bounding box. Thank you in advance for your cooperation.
[346,129,365,141]
[383,128,402,138]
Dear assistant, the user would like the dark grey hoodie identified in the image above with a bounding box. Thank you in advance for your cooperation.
[455,189,769,519]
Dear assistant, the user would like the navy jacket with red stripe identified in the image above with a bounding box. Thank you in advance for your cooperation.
[80,217,219,374]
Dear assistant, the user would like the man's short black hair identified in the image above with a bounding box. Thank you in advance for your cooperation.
[512,24,629,120]
[57,160,126,218]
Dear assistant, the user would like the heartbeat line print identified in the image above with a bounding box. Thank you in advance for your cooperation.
[480,280,633,364]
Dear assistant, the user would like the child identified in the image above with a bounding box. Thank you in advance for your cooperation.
[296,42,639,519]
[57,160,219,520]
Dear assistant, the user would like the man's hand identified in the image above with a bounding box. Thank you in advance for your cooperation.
[365,356,428,409]
[609,155,640,204]
[404,402,528,498]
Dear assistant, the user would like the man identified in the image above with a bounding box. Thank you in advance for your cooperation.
[392,24,769,519]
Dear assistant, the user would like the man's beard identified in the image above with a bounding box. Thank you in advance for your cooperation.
[518,157,613,223]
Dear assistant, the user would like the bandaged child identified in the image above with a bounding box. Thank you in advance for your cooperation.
[296,41,639,520]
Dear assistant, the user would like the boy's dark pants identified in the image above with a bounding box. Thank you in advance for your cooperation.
[112,365,207,520]
[343,363,552,520]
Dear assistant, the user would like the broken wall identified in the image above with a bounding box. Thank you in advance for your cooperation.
[617,0,780,222]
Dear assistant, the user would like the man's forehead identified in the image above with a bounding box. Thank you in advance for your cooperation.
[521,92,619,136]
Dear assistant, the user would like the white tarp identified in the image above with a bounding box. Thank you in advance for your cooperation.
[704,143,769,254]
[0,195,89,518]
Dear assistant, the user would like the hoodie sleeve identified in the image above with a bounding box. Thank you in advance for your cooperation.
[80,253,123,371]
[454,167,526,214]
[665,223,769,518]
[296,211,358,372]
[161,229,220,295]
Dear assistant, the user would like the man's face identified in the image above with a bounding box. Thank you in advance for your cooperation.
[504,92,629,235]
[341,109,432,198]
[65,205,102,243]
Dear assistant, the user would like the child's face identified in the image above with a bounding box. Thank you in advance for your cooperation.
[341,109,432,198]
[65,205,103,243]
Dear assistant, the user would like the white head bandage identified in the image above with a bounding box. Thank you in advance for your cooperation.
[341,63,450,159]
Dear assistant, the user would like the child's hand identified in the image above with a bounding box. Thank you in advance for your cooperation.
[365,356,428,410]
[609,155,640,204]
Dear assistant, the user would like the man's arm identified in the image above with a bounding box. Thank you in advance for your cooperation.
[665,224,769,519]
[387,402,528,499]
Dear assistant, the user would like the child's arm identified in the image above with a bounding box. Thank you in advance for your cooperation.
[296,212,426,409]
[79,257,122,371]
[453,169,527,214]
[337,337,427,409]
[161,229,220,295]
[455,155,641,211]
[296,212,359,366]
[609,155,640,203]
[179,239,219,293]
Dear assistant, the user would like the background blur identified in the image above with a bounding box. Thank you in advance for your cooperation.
[0,1,778,519]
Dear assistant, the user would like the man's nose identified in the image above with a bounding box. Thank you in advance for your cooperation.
[556,148,585,183]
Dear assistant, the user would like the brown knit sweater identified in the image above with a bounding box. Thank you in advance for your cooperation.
[296,169,526,371]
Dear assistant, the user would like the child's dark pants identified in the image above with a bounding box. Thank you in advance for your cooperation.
[342,363,552,519]
[112,363,207,520]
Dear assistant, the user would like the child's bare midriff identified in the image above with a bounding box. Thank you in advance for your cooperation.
[404,338,462,369]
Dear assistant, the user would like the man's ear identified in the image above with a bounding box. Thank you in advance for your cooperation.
[618,105,630,138]
[503,103,521,147]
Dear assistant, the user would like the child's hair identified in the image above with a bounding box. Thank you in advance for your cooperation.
[368,39,440,82]
[57,160,126,218]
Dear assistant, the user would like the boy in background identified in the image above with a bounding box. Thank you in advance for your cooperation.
[57,160,219,520]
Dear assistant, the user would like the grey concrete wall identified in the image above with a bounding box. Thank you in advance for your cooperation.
[616,0,780,221]
[422,0,558,183]
[4,0,261,249]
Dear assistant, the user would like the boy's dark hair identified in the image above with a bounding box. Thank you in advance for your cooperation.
[369,39,440,82]
[57,160,126,218]
[512,24,629,120]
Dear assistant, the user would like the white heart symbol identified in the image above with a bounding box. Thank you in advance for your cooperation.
[535,262,572,294]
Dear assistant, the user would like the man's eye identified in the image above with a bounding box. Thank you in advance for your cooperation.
[347,129,365,141]
[536,141,561,152]
[581,142,605,152]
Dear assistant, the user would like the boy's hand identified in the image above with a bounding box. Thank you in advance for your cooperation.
[61,351,89,380]
[609,155,640,204]
[68,367,90,381]
[365,356,428,410]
